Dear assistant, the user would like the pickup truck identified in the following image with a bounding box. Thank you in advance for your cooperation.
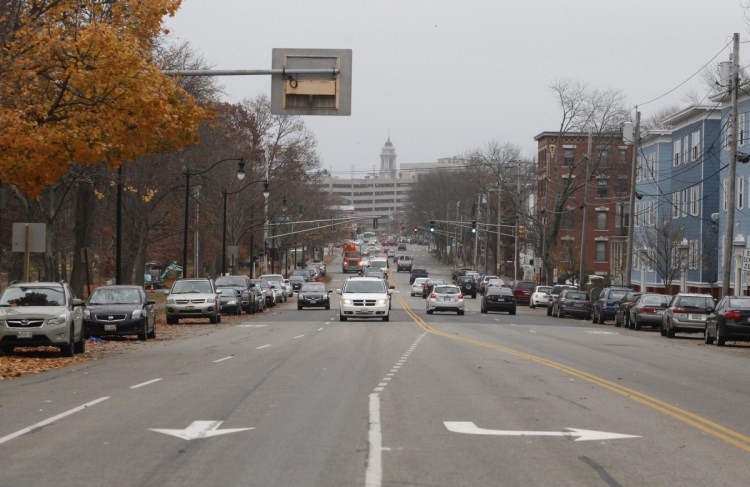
[396,255,413,272]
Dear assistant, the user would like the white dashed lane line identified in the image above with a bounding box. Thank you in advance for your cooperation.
[130,378,163,389]
[256,344,271,350]
[213,356,234,363]
[294,335,306,339]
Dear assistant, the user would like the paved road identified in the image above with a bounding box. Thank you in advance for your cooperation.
[2,245,750,486]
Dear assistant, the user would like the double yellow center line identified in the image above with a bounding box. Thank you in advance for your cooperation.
[398,295,750,453]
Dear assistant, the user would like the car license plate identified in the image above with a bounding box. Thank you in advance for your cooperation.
[105,324,117,331]
[186,306,195,310]
[17,330,32,339]
[689,314,706,321]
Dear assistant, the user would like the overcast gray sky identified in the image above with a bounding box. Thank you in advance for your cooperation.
[164,0,749,177]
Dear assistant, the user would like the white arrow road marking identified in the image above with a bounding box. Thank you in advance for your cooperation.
[150,421,254,441]
[444,422,639,442]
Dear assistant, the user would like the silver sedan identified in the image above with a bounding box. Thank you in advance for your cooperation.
[426,285,465,315]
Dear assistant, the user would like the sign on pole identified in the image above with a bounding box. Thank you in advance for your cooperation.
[742,249,750,271]
[12,223,46,253]
[271,48,352,116]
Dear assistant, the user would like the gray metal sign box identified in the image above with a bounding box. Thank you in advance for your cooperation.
[12,223,46,253]
[271,48,352,116]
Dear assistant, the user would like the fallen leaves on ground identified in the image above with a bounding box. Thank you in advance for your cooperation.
[0,313,249,381]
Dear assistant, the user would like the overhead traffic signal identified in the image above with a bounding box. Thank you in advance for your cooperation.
[471,220,477,234]
[429,220,435,232]
[518,225,528,239]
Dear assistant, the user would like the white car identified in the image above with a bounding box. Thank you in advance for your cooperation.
[338,277,393,321]
[529,285,553,309]
[282,279,294,298]
[411,277,429,296]
[426,284,465,315]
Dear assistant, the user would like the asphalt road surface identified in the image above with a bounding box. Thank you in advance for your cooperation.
[2,245,750,486]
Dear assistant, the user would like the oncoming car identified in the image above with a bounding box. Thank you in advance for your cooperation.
[338,277,393,321]
[426,285,465,315]
[297,283,332,310]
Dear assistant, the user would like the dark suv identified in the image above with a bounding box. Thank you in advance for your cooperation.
[456,275,478,298]
[592,287,632,324]
[546,284,577,316]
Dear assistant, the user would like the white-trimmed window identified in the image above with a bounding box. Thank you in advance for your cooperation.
[682,135,689,164]
[681,189,688,216]
[739,176,745,209]
[636,155,643,182]
[595,241,607,262]
[689,240,699,270]
[740,113,746,146]
[649,201,657,227]
[673,193,680,219]
[690,186,700,216]
[634,202,641,227]
[692,130,701,161]
[674,139,681,166]
[596,210,607,230]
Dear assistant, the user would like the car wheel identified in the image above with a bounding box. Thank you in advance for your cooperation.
[716,326,726,346]
[704,324,714,344]
[597,310,605,324]
[529,303,535,309]
[591,310,597,323]
[166,316,177,325]
[0,345,14,355]
[660,320,667,336]
[138,321,148,341]
[298,305,303,310]
[210,313,218,324]
[382,314,390,322]
[666,320,675,338]
[148,321,156,339]
[557,307,564,318]
[510,309,516,315]
[325,304,330,310]
[547,306,552,317]
[427,309,433,314]
[624,314,630,328]
[458,310,464,316]
[60,326,74,357]
[614,314,621,327]
[74,330,86,354]
[481,305,488,314]
[633,318,641,331]
[340,314,347,322]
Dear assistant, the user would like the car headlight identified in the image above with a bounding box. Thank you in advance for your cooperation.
[341,299,352,305]
[377,299,388,305]
[48,315,67,326]
[298,295,306,300]
[226,299,237,305]
[132,309,143,319]
[167,297,175,304]
[83,310,91,319]
[206,297,216,304]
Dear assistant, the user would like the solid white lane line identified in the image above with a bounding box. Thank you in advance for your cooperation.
[365,395,383,487]
[130,378,163,389]
[294,335,306,339]
[256,344,271,349]
[213,356,234,363]
[0,397,110,445]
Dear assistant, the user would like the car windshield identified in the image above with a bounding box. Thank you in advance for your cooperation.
[301,284,326,292]
[215,276,246,287]
[678,296,713,308]
[727,297,750,308]
[219,288,236,297]
[0,286,65,306]
[89,288,141,305]
[641,295,670,305]
[171,281,213,294]
[343,281,386,293]
[458,277,473,283]
[565,291,587,300]
[434,286,460,295]
[609,290,630,300]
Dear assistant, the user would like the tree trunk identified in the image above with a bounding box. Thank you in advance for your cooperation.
[70,183,96,297]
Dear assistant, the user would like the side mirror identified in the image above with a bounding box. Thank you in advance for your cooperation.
[705,307,714,314]
[660,303,668,309]
[72,299,85,307]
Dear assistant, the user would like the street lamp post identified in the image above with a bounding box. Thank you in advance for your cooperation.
[183,157,245,277]
[221,177,269,276]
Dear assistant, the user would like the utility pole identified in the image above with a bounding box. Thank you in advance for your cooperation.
[624,109,641,288]
[578,132,593,290]
[474,193,481,268]
[722,33,740,298]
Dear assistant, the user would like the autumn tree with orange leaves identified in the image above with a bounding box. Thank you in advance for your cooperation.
[0,0,207,196]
